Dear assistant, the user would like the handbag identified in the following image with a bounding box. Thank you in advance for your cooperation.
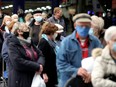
[0,77,7,87]
[31,72,46,87]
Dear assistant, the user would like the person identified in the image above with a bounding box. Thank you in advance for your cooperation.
[0,9,4,26]
[81,48,102,74]
[11,14,19,23]
[7,23,45,87]
[29,10,43,46]
[47,7,66,36]
[57,13,102,87]
[42,12,48,21]
[104,11,112,29]
[92,26,116,87]
[68,8,76,32]
[0,15,12,33]
[1,21,16,82]
[89,15,106,47]
[38,22,58,87]
[25,13,33,26]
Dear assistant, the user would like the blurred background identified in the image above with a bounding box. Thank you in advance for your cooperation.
[0,0,116,28]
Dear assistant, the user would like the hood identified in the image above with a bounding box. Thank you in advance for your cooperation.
[7,35,21,46]
[101,45,115,64]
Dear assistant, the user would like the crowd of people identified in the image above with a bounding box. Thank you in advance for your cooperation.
[0,6,116,87]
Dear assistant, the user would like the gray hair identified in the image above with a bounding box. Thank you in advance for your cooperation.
[91,15,104,30]
[104,26,116,42]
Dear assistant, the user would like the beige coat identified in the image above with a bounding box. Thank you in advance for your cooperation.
[92,45,116,87]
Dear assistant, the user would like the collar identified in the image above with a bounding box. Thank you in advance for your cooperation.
[53,15,62,22]
[18,37,31,46]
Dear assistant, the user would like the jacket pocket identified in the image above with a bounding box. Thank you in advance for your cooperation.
[66,49,78,63]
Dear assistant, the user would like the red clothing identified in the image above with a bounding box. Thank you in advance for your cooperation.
[76,33,89,59]
[23,45,38,61]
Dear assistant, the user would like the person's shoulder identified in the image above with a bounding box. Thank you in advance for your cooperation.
[47,16,54,21]
[40,37,46,41]
[39,38,49,45]
[89,35,101,43]
[7,35,19,45]
[61,34,73,43]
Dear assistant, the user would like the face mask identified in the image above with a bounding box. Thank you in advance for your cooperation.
[13,19,18,22]
[56,33,61,40]
[5,21,11,26]
[22,32,29,39]
[75,25,90,38]
[89,28,94,35]
[112,42,116,52]
[52,33,58,40]
[34,16,43,22]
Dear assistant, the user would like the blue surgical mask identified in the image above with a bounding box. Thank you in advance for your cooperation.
[89,28,94,35]
[34,16,43,22]
[112,42,116,52]
[75,25,90,38]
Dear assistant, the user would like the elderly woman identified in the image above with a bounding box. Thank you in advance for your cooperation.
[7,23,44,87]
[38,22,58,87]
[1,15,12,33]
[92,26,116,87]
[89,15,106,46]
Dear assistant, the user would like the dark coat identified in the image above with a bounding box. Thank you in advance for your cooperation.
[7,35,44,87]
[38,38,58,87]
[64,76,93,87]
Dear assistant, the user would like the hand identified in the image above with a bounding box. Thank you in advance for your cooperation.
[39,65,43,74]
[84,73,91,83]
[77,67,88,79]
[43,73,48,83]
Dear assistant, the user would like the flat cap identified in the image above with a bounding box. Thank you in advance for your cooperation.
[73,13,91,22]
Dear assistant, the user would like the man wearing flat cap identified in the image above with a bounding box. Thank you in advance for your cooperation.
[29,10,43,46]
[56,13,102,87]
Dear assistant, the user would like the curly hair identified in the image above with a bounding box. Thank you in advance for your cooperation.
[39,22,58,40]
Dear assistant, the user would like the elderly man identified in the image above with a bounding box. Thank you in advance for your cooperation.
[47,7,66,36]
[56,13,102,87]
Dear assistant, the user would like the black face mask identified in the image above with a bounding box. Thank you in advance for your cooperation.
[55,33,61,40]
[22,32,29,39]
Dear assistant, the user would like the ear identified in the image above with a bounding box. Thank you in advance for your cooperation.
[74,22,76,29]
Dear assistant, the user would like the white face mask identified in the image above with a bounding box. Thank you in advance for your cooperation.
[52,33,58,40]
[5,21,11,26]
[34,16,43,22]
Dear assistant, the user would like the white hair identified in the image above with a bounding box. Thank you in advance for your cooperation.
[91,15,104,30]
[11,14,18,19]
[104,26,116,42]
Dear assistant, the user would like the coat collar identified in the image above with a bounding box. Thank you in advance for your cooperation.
[102,45,112,59]
[101,45,115,64]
